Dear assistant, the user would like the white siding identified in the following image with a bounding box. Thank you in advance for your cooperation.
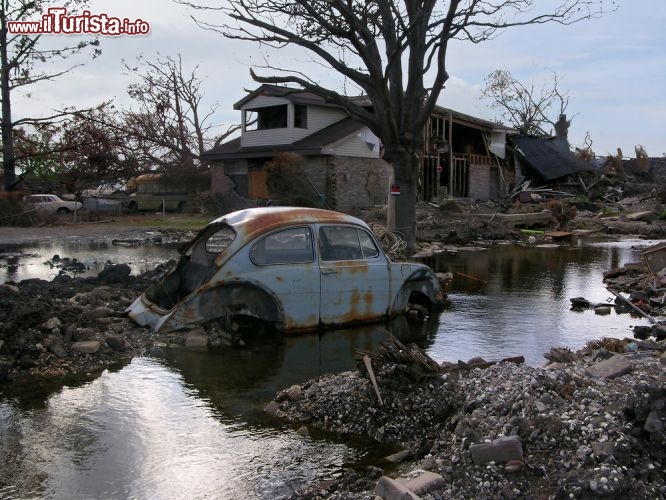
[322,128,381,158]
[239,99,349,148]
[240,95,290,109]
[242,129,293,147]
[308,106,347,130]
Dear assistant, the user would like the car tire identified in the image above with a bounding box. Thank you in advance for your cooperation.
[127,201,138,214]
[56,207,70,214]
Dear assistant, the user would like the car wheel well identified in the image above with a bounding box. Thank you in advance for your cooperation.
[407,290,435,312]
[56,207,70,214]
[216,283,284,332]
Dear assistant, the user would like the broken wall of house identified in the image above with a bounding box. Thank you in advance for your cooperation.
[468,160,502,201]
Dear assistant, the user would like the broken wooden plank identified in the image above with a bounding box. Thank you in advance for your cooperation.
[363,354,384,406]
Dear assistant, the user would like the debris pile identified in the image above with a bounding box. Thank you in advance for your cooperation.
[269,336,666,499]
[602,242,666,340]
[0,264,164,382]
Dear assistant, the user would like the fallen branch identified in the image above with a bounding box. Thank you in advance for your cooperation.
[442,355,525,373]
[457,272,487,284]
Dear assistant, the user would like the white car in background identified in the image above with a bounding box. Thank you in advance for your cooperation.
[23,194,83,214]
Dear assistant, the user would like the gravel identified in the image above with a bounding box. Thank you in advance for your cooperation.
[268,343,666,499]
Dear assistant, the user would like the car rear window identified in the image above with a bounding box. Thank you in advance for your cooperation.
[205,227,236,253]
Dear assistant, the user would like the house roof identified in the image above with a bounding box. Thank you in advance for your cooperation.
[202,117,366,161]
[234,84,341,110]
[510,135,598,181]
[431,104,515,133]
[235,85,514,130]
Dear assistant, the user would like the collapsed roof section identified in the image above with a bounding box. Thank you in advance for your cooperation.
[510,135,599,181]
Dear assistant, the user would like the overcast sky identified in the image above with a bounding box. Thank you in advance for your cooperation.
[15,0,666,158]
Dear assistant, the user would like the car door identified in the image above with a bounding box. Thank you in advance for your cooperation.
[317,224,391,326]
[246,225,321,330]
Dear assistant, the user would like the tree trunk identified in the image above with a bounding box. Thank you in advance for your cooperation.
[387,150,418,253]
[0,19,16,192]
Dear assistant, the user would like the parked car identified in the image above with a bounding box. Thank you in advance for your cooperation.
[127,206,445,334]
[23,194,83,214]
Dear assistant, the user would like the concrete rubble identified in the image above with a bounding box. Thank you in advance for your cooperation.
[267,335,666,499]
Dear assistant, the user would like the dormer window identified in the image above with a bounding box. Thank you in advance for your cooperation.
[294,104,307,129]
[244,104,288,131]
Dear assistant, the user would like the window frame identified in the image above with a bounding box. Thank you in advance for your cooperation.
[250,226,315,266]
[318,225,381,262]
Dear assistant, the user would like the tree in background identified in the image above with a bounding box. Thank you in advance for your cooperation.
[119,53,238,187]
[179,0,614,251]
[482,69,571,139]
[0,0,101,191]
[13,106,138,191]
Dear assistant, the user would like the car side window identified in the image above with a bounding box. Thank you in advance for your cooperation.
[251,227,314,265]
[319,226,372,261]
[358,230,380,259]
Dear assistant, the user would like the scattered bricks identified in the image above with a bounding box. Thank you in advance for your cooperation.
[184,329,208,349]
[285,385,303,402]
[41,317,62,331]
[1,283,19,294]
[83,307,112,320]
[104,333,128,352]
[469,435,524,465]
[264,400,281,417]
[591,442,616,459]
[395,470,446,495]
[586,354,633,379]
[375,476,419,500]
[385,449,412,464]
[71,341,101,354]
[644,410,664,433]
[504,459,524,473]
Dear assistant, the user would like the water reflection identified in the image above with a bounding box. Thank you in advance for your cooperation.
[0,239,176,284]
[423,239,660,366]
[0,326,413,499]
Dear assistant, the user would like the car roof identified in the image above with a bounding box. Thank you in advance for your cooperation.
[181,207,371,256]
[211,206,367,230]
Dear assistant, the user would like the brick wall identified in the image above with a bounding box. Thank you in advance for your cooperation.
[331,157,392,212]
[211,165,234,193]
[468,163,500,200]
[212,156,392,213]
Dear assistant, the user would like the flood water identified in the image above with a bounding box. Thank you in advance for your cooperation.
[0,235,662,499]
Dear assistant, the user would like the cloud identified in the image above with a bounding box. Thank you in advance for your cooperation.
[11,0,666,158]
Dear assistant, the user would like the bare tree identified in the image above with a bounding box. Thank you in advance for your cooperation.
[482,68,571,138]
[178,0,613,250]
[121,53,238,178]
[0,0,101,191]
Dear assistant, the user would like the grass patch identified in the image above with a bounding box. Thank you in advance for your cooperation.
[114,213,212,229]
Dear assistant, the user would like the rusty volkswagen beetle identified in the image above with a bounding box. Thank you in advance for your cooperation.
[126,207,445,333]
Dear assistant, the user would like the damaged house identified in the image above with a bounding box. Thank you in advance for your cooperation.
[508,135,600,198]
[204,85,388,213]
[203,85,517,210]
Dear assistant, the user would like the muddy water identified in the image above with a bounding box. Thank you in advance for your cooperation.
[0,237,662,498]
